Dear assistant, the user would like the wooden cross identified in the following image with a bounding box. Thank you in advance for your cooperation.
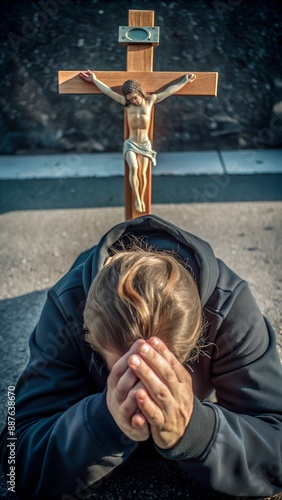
[58,10,218,220]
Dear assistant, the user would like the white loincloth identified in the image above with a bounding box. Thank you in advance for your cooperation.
[123,139,157,166]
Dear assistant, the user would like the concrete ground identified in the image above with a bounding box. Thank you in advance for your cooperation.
[0,150,282,499]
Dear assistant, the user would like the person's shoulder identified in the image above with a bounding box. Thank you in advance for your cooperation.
[52,245,96,299]
[48,266,86,325]
[52,265,84,300]
[147,94,157,105]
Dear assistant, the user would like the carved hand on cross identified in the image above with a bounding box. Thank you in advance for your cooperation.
[79,69,96,83]
[184,73,197,83]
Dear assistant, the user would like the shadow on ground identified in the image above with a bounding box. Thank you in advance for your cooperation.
[0,174,282,213]
[0,459,245,500]
[0,291,47,425]
[1,449,282,499]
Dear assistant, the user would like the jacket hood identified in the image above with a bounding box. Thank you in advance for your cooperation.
[82,214,219,305]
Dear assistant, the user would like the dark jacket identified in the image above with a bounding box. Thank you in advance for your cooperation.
[1,215,282,499]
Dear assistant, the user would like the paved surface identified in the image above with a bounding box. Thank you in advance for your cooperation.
[0,151,281,499]
[0,149,282,179]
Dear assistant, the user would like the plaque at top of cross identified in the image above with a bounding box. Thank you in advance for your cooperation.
[58,10,218,220]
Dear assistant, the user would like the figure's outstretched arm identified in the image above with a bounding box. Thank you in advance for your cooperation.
[153,73,196,104]
[80,69,125,105]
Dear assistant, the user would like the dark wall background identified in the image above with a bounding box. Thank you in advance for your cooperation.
[1,0,282,155]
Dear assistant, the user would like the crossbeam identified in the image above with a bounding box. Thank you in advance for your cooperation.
[58,71,218,96]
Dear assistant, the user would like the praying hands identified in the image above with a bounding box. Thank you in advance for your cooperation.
[106,337,194,449]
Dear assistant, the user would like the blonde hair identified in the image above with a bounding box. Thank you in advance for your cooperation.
[84,243,205,364]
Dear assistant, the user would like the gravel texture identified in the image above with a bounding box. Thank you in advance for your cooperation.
[1,0,282,154]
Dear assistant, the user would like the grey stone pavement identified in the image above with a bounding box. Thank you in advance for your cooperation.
[0,150,282,499]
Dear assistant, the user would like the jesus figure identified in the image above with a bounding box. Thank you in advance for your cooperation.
[80,70,196,213]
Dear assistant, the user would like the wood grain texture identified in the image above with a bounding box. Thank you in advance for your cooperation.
[58,71,218,97]
[125,10,154,219]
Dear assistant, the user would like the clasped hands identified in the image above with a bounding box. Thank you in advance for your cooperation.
[106,337,194,450]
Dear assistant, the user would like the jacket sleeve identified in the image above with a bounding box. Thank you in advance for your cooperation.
[156,279,282,497]
[0,289,137,500]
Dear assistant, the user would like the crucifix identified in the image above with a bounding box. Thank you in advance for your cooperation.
[58,10,218,220]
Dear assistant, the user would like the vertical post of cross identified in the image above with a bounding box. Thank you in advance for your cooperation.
[123,10,155,220]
